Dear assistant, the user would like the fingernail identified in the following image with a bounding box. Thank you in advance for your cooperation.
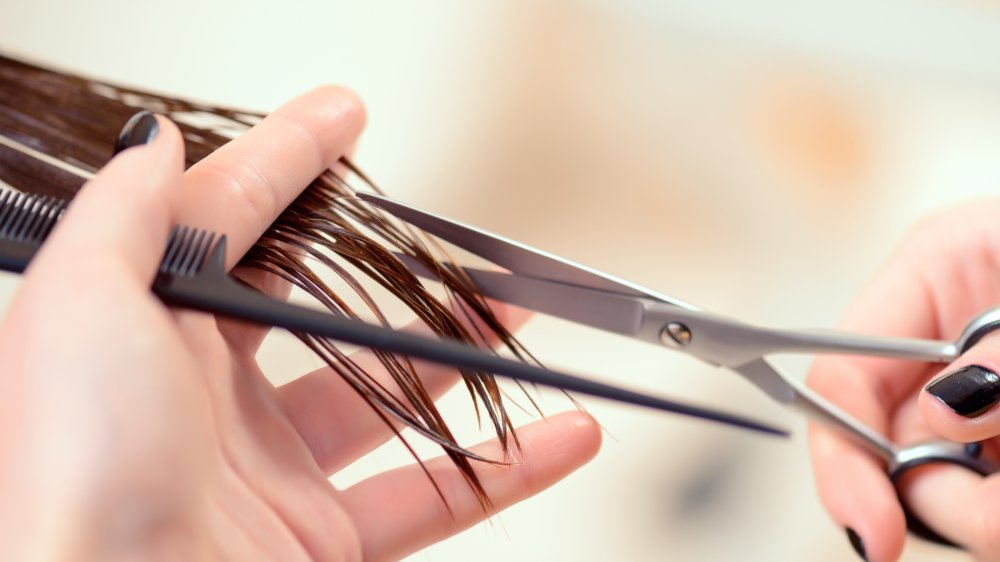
[113,111,159,156]
[926,364,1000,418]
[845,527,868,561]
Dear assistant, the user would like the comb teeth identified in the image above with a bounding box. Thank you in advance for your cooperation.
[161,225,218,277]
[0,189,67,243]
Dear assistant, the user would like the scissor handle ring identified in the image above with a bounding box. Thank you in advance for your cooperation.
[887,440,997,547]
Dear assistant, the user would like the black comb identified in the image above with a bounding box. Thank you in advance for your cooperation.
[0,190,67,272]
[0,189,787,437]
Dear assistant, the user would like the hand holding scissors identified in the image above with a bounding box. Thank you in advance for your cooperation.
[362,192,1000,560]
[807,202,1000,562]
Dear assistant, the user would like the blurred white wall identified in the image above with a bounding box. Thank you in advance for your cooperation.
[3,1,1000,561]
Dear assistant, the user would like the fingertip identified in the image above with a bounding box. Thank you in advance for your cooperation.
[149,114,186,161]
[845,527,868,561]
[314,84,368,129]
[845,500,906,562]
[921,363,1000,442]
[80,113,184,219]
[547,410,603,463]
[148,115,186,173]
[837,497,906,562]
[41,114,185,281]
[454,411,603,509]
[113,110,159,156]
[342,411,602,562]
[274,85,367,165]
[809,426,906,562]
[505,411,602,476]
[110,112,185,166]
[99,115,185,204]
[919,390,976,442]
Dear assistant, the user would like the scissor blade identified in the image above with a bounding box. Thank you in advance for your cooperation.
[734,358,894,459]
[397,253,648,337]
[359,192,696,309]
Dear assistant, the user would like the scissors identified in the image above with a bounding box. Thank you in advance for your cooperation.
[360,191,1000,548]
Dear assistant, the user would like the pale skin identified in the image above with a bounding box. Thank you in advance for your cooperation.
[0,88,601,561]
[809,200,1000,561]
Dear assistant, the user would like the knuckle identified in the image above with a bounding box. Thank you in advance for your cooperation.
[897,209,961,262]
[806,361,869,405]
[507,447,539,499]
[806,363,838,393]
[195,156,276,234]
[900,200,1000,262]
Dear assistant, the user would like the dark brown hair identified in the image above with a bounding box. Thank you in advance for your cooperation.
[0,53,534,506]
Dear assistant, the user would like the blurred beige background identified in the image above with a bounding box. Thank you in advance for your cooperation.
[3,1,1000,560]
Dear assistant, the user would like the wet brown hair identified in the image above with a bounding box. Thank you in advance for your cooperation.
[0,52,534,507]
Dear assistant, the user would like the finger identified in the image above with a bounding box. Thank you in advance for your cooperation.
[808,374,908,562]
[339,411,601,562]
[279,301,532,474]
[920,335,1000,442]
[181,87,363,356]
[808,255,942,562]
[28,114,182,285]
[0,118,196,539]
[178,86,365,267]
[898,466,1000,558]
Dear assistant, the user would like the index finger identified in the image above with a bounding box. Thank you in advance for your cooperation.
[176,86,366,267]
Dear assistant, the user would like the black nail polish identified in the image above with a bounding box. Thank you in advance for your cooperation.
[113,111,159,156]
[926,364,1000,418]
[845,527,868,561]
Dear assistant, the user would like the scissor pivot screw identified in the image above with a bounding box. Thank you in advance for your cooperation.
[661,322,692,348]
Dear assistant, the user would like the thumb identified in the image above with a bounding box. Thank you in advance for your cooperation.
[921,333,1000,442]
[28,113,184,285]
[0,114,191,560]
